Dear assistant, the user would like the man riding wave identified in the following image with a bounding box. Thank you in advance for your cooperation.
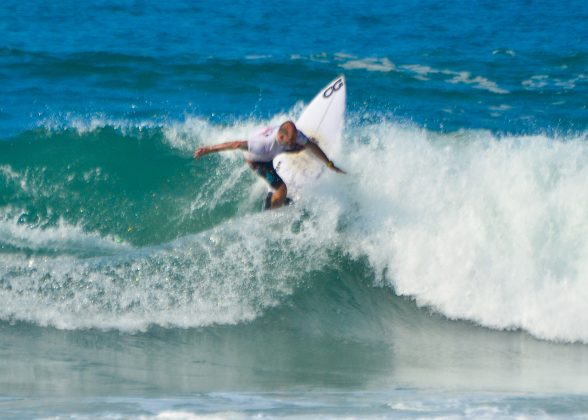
[194,120,344,209]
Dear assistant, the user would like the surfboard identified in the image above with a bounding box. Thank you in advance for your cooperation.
[273,75,346,198]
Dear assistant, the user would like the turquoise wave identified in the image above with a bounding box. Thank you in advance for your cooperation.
[0,124,251,246]
[2,118,588,344]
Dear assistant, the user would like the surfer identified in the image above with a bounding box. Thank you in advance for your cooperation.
[194,120,344,209]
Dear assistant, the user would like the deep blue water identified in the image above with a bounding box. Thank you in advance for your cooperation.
[2,0,587,139]
[2,0,588,418]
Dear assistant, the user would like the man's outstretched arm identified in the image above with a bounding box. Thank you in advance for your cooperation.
[194,141,247,158]
[305,140,346,174]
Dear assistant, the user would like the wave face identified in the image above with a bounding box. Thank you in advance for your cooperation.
[2,0,588,347]
[2,117,588,343]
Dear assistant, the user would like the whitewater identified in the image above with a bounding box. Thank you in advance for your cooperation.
[2,116,588,344]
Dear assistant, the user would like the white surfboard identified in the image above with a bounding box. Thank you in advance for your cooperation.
[273,75,346,197]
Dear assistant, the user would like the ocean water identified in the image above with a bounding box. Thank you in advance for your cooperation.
[2,0,588,418]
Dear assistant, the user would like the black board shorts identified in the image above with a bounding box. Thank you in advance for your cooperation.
[248,161,284,190]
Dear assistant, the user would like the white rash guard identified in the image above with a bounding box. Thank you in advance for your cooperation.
[244,126,309,163]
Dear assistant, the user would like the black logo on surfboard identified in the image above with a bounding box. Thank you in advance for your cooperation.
[323,78,344,98]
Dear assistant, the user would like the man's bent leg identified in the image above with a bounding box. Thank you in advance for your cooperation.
[248,160,289,210]
[271,184,287,209]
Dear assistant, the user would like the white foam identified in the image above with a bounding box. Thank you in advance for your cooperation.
[0,164,29,192]
[554,74,586,90]
[340,57,396,72]
[289,52,332,63]
[492,49,516,57]
[334,52,357,60]
[0,212,131,255]
[523,74,585,91]
[445,71,509,94]
[0,201,340,331]
[393,62,509,93]
[400,64,438,81]
[522,75,550,89]
[36,114,162,137]
[489,104,512,111]
[244,54,272,60]
[339,122,588,343]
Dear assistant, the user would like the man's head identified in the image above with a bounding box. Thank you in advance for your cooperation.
[277,121,297,147]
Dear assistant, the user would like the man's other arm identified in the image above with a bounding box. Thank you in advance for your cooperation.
[305,140,346,174]
[194,141,248,158]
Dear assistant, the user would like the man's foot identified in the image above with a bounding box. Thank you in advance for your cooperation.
[263,192,293,210]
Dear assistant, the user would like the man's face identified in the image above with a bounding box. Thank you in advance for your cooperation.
[277,124,297,147]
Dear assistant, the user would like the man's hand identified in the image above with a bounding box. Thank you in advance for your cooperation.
[305,141,346,174]
[327,161,346,174]
[329,163,346,174]
[194,147,209,159]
